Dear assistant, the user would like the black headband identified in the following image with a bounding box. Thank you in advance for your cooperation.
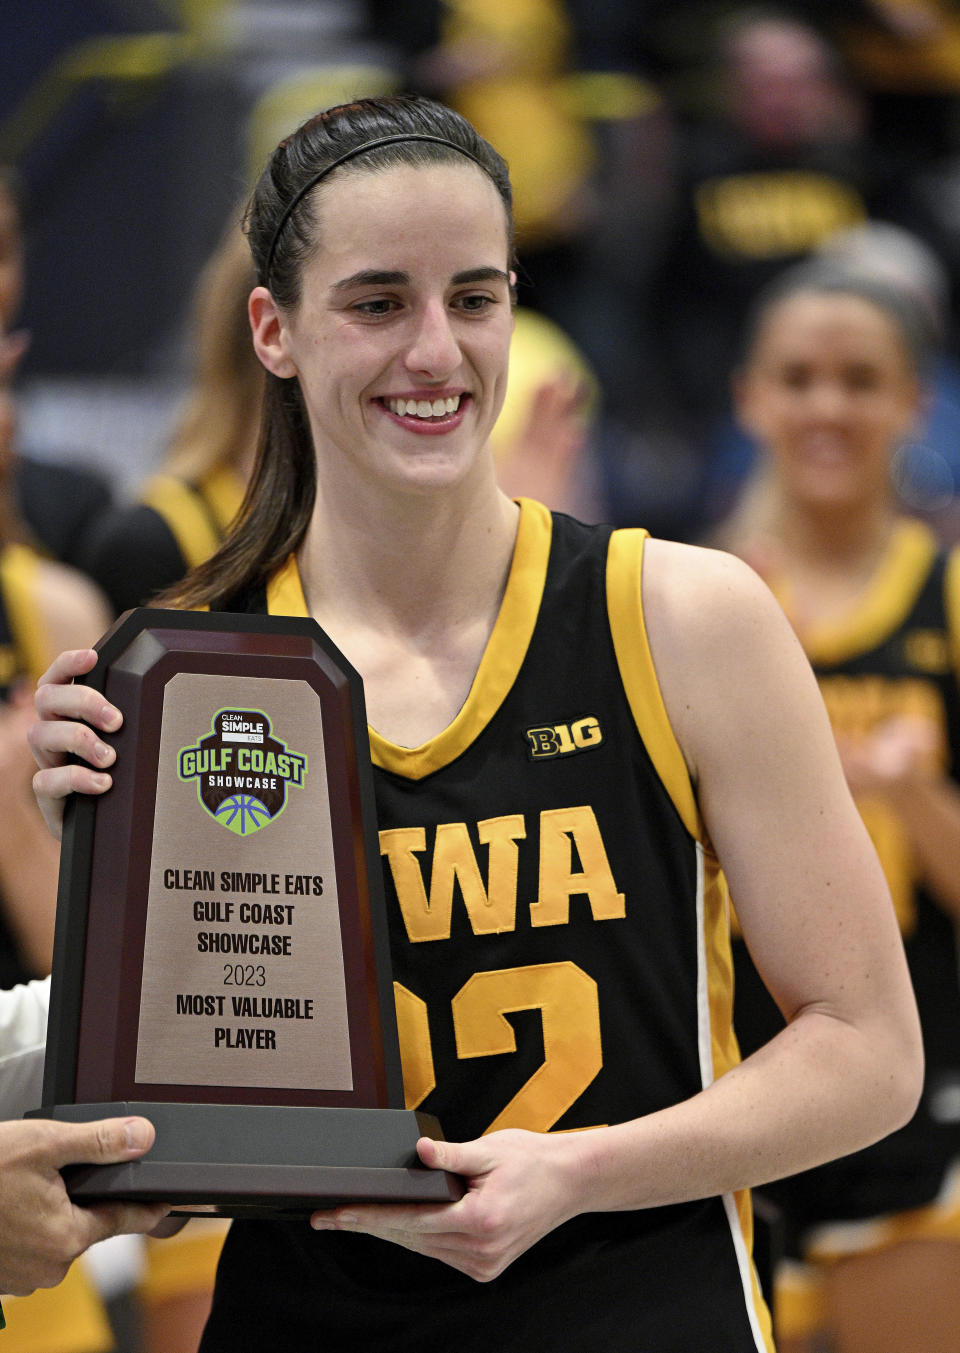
[264,133,492,285]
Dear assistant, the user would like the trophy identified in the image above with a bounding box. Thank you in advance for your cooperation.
[32,609,461,1216]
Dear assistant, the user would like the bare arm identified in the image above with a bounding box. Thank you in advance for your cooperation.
[0,691,60,974]
[598,542,923,1196]
[0,565,111,971]
[32,559,112,660]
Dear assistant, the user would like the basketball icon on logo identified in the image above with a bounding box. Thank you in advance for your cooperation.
[178,709,308,835]
[214,793,274,836]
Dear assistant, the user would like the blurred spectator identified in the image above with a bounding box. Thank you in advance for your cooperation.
[79,219,260,615]
[377,0,598,331]
[0,336,110,987]
[650,12,875,443]
[706,220,960,539]
[810,0,960,159]
[0,168,114,568]
[0,331,120,1353]
[0,0,247,376]
[719,257,960,1353]
[619,5,960,537]
[811,1,960,356]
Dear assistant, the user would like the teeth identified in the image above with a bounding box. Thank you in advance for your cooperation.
[387,395,461,418]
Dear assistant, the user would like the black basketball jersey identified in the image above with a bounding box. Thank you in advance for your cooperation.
[201,499,773,1352]
[79,466,244,614]
[737,518,960,1237]
[0,543,47,701]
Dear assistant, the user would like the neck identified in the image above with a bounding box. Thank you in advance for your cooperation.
[767,490,897,573]
[297,466,520,639]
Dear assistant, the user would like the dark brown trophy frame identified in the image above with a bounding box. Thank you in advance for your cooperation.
[32,608,460,1217]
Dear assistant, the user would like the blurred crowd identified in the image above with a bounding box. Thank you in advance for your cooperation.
[4,1,960,1350]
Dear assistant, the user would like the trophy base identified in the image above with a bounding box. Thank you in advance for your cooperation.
[30,1101,464,1218]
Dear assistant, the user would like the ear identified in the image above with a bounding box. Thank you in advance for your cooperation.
[248,286,297,379]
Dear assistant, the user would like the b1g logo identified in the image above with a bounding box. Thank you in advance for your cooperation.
[177,708,308,836]
[525,717,603,760]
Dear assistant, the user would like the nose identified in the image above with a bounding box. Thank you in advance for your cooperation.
[404,300,461,378]
[805,377,851,421]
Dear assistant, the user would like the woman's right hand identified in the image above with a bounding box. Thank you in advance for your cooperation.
[29,649,122,840]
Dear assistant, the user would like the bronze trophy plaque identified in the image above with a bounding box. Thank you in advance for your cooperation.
[33,609,460,1216]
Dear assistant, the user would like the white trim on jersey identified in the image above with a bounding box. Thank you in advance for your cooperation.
[695,841,770,1353]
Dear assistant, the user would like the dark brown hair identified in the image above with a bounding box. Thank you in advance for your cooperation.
[163,95,513,610]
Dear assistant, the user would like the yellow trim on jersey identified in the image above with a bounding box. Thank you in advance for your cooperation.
[945,546,960,684]
[200,464,246,533]
[266,499,551,780]
[0,543,49,682]
[373,498,548,777]
[266,552,309,618]
[695,846,769,1348]
[141,467,245,571]
[776,518,938,665]
[704,861,740,1083]
[605,528,701,840]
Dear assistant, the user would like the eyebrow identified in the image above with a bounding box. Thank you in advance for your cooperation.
[329,266,510,295]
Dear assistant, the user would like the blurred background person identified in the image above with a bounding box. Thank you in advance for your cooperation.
[79,219,261,616]
[0,334,123,1352]
[0,168,113,569]
[707,219,960,540]
[720,258,960,1353]
[0,337,109,987]
[647,11,884,533]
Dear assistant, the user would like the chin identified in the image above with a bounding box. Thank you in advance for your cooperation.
[794,479,868,511]
[389,453,478,497]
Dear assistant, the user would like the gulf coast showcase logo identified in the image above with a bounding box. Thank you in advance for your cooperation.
[177,708,308,835]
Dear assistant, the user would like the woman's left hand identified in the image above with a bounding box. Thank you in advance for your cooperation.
[309,1129,584,1282]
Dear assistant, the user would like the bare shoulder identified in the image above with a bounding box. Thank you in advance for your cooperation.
[32,559,112,659]
[641,537,823,780]
[642,536,782,641]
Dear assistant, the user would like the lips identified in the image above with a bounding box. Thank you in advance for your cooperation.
[377,392,469,434]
